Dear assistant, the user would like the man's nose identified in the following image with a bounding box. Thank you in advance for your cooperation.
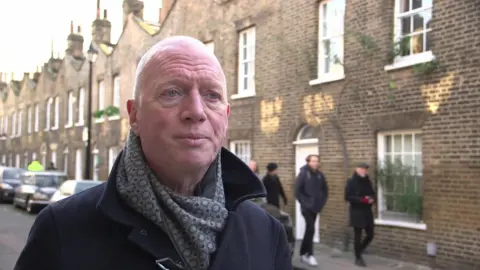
[180,90,207,122]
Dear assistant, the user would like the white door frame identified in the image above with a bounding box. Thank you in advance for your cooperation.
[293,138,321,243]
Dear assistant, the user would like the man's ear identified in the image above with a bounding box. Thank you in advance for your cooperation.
[226,103,230,117]
[127,99,140,135]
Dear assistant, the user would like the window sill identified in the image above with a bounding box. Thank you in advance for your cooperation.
[231,92,256,100]
[95,118,105,124]
[384,51,435,71]
[75,122,84,127]
[65,124,74,129]
[51,127,58,131]
[108,115,121,121]
[309,74,345,86]
[374,219,427,231]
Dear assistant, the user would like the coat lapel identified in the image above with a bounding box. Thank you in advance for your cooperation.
[209,212,252,270]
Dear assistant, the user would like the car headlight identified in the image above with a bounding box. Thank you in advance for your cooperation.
[33,192,49,200]
[0,183,13,190]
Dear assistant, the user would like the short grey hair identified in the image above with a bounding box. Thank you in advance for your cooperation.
[132,36,218,102]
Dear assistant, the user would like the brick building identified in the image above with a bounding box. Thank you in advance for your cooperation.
[0,0,478,268]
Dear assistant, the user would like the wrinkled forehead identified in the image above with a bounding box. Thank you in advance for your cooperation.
[138,42,226,92]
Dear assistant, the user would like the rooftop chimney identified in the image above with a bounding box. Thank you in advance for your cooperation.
[66,20,84,58]
[159,0,174,24]
[92,0,112,44]
[123,0,144,25]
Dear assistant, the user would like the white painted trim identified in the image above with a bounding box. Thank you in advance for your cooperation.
[292,138,319,145]
[385,51,436,71]
[237,27,256,96]
[309,74,345,86]
[375,219,427,231]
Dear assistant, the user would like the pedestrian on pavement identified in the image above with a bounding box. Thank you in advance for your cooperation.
[14,36,292,270]
[344,162,375,267]
[295,154,329,267]
[46,162,56,171]
[262,162,287,208]
[249,160,261,179]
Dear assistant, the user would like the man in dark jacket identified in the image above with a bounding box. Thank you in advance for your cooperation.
[14,36,292,270]
[262,162,287,208]
[294,154,328,266]
[344,162,375,267]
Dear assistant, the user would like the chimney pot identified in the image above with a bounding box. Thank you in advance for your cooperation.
[77,25,81,33]
[70,20,74,33]
[104,9,107,19]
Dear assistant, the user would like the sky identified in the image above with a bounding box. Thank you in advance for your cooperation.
[0,0,162,79]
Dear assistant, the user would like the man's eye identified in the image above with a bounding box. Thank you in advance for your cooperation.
[205,92,221,100]
[164,89,181,97]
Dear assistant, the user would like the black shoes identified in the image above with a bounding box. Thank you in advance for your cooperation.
[355,257,367,267]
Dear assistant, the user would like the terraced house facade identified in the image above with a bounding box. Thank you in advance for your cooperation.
[0,0,478,268]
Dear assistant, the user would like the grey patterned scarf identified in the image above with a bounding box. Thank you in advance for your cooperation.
[116,131,229,269]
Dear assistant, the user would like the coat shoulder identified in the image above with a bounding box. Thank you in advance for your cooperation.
[47,183,106,226]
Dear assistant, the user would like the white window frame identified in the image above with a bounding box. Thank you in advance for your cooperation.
[310,0,346,86]
[92,147,100,181]
[76,88,85,126]
[385,0,435,71]
[96,80,105,123]
[52,96,60,130]
[110,76,121,120]
[233,27,256,99]
[27,106,32,134]
[34,104,39,132]
[75,149,82,180]
[3,115,7,135]
[15,154,20,168]
[17,110,22,136]
[45,98,53,130]
[32,152,37,162]
[229,140,252,164]
[108,146,118,173]
[66,91,75,127]
[51,150,57,169]
[63,147,69,173]
[0,116,3,134]
[11,112,16,137]
[376,130,426,230]
[1,154,5,165]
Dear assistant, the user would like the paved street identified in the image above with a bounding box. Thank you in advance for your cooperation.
[0,202,430,270]
[292,242,431,270]
[0,203,34,270]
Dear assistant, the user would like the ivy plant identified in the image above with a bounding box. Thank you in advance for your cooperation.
[93,105,120,119]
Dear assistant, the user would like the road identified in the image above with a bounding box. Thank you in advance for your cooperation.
[0,203,34,270]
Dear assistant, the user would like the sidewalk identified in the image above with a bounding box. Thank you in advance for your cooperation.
[292,242,431,270]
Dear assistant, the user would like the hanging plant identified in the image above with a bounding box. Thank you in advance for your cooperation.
[93,105,120,119]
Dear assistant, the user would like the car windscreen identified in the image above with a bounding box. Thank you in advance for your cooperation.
[3,168,25,180]
[34,175,67,187]
[74,182,101,193]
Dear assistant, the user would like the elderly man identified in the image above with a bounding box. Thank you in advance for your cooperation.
[14,36,292,270]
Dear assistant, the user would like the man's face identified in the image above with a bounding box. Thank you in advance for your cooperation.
[127,42,230,170]
[356,167,368,177]
[307,156,319,170]
[249,161,257,172]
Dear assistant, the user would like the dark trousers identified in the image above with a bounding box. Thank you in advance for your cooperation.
[353,225,374,259]
[299,209,317,256]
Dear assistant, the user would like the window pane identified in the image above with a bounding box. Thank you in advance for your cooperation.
[242,47,247,60]
[243,77,248,90]
[404,154,413,167]
[242,33,247,45]
[393,135,402,152]
[400,0,410,12]
[414,134,422,152]
[414,154,422,173]
[412,33,424,54]
[385,135,392,153]
[413,14,424,32]
[401,17,411,35]
[412,0,422,9]
[404,134,413,152]
[423,0,432,8]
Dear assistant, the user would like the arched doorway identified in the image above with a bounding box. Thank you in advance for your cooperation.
[293,124,320,243]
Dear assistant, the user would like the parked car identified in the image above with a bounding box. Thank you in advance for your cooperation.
[0,166,26,203]
[256,201,295,256]
[50,179,103,203]
[13,170,68,213]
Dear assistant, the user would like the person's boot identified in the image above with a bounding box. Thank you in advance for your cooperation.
[355,257,367,267]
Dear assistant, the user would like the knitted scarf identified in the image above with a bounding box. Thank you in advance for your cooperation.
[116,131,229,269]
